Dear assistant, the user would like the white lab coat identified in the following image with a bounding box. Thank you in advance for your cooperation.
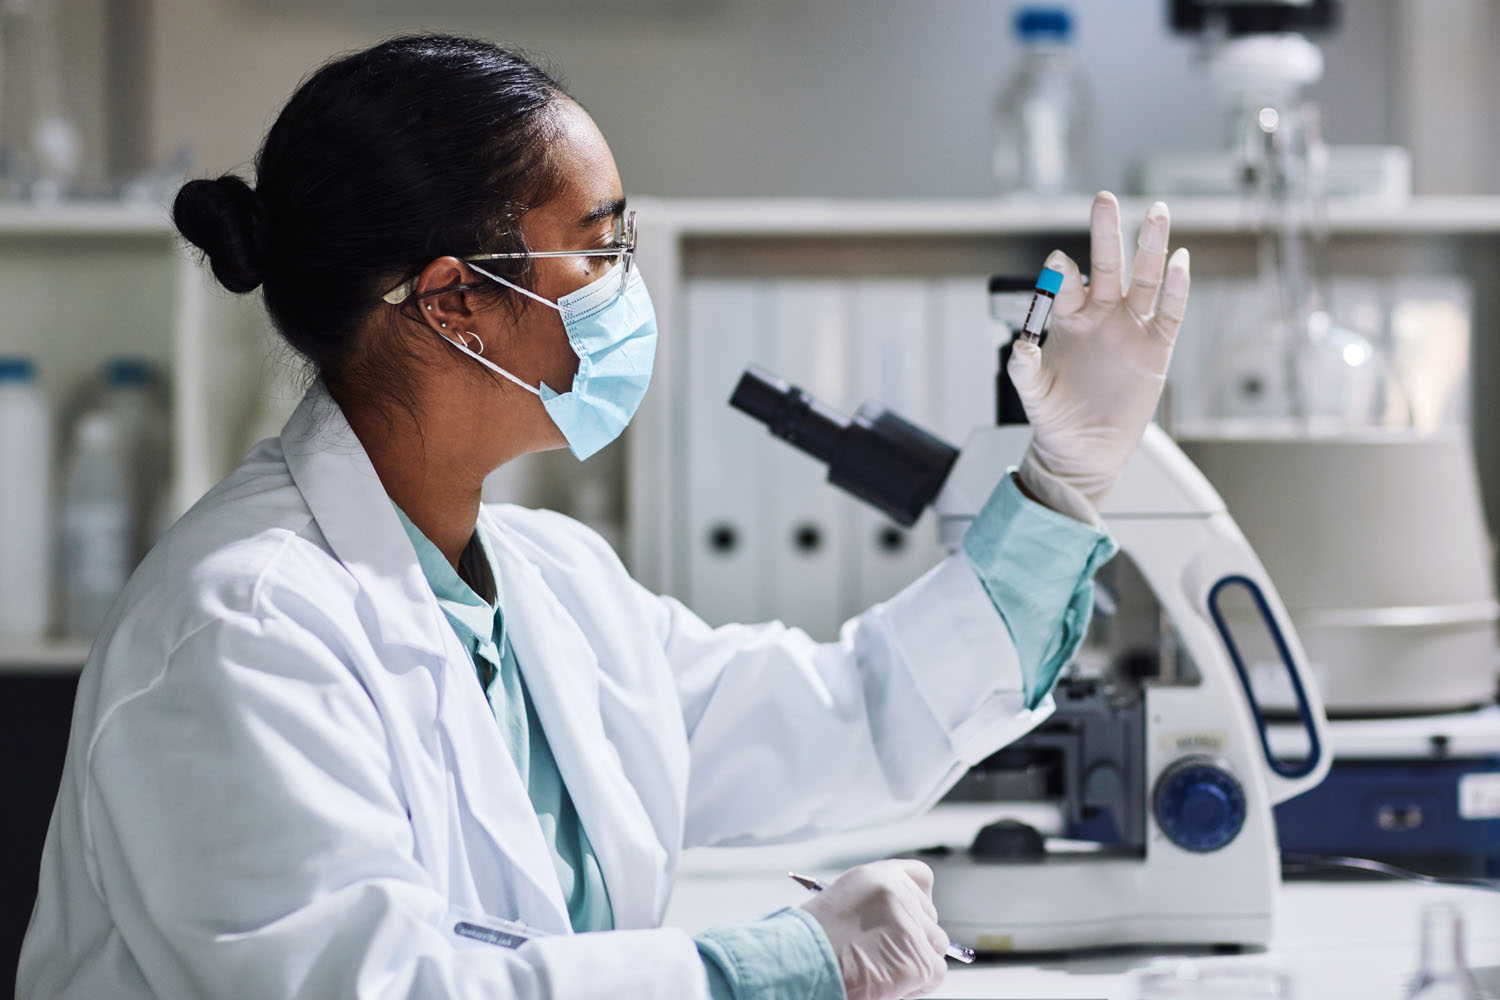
[19,383,1049,1000]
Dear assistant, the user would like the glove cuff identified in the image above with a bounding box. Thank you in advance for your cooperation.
[1017,450,1103,527]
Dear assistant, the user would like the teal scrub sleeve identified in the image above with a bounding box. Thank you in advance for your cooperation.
[695,907,844,1000]
[961,473,1119,710]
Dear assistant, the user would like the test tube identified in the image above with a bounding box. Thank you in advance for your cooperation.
[1017,266,1065,345]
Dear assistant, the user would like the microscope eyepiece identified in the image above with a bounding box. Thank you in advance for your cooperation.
[729,366,959,527]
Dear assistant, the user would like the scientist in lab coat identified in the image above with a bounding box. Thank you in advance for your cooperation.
[19,34,1189,1000]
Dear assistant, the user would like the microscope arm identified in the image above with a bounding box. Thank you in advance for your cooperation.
[936,423,1331,806]
[730,367,1330,807]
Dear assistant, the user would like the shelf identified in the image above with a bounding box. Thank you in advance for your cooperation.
[633,194,1500,237]
[0,640,92,675]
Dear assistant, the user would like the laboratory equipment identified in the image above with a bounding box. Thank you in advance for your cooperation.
[0,356,52,640]
[921,420,1328,951]
[1140,1,1410,202]
[787,872,977,964]
[992,6,1092,196]
[61,411,131,638]
[100,358,171,564]
[1404,904,1484,1000]
[1176,433,1499,717]
[1149,3,1409,440]
[732,357,1331,951]
[1155,1,1496,722]
[1271,709,1500,881]
[0,0,84,199]
[729,366,958,529]
[1169,44,1401,434]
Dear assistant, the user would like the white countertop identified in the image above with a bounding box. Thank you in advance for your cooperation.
[663,805,1500,1000]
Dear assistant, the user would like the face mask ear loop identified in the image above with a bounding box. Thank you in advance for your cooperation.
[435,331,542,397]
[468,261,562,312]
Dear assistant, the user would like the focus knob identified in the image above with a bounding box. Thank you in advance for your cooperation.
[1152,757,1247,853]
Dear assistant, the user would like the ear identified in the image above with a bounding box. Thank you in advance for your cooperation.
[411,256,476,335]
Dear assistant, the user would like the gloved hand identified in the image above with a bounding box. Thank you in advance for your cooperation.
[799,859,949,1000]
[1009,191,1191,524]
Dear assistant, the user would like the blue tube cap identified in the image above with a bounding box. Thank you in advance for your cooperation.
[1035,267,1065,296]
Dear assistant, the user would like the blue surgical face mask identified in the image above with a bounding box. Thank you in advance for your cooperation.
[440,261,657,461]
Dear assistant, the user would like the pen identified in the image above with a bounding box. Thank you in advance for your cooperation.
[787,871,976,964]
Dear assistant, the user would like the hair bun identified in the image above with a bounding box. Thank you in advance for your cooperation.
[172,174,270,294]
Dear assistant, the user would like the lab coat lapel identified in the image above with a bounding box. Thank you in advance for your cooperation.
[279,384,444,653]
[432,626,573,935]
[279,383,571,933]
[483,515,666,930]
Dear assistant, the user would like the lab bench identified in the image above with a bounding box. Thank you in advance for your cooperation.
[663,803,1500,1000]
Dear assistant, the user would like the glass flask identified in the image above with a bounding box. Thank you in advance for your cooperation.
[1403,904,1483,1000]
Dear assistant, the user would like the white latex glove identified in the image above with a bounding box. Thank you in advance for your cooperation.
[799,859,949,1000]
[1009,191,1191,525]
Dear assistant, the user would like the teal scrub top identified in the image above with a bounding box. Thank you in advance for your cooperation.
[393,506,613,933]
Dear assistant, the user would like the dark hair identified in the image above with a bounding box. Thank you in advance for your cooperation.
[172,34,569,403]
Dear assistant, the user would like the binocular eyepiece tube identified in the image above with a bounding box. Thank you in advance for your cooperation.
[729,366,959,528]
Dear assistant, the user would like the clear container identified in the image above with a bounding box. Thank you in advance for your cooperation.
[0,357,54,641]
[62,411,132,639]
[1404,904,1484,1000]
[992,6,1093,196]
[100,358,171,563]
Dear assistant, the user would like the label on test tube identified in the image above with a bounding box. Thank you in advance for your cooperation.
[1018,267,1064,344]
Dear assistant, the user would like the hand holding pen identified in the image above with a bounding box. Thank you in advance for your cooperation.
[791,870,976,964]
[791,862,975,1000]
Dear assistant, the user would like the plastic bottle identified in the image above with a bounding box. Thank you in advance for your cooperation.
[0,357,54,641]
[992,6,1093,196]
[62,411,132,639]
[101,358,170,562]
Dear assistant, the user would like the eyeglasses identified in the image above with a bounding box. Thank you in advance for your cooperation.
[382,210,636,305]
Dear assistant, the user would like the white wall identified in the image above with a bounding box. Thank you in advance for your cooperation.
[146,0,1432,199]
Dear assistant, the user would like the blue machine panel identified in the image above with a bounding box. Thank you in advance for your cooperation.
[1275,757,1500,877]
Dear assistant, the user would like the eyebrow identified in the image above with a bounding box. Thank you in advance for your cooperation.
[579,197,627,228]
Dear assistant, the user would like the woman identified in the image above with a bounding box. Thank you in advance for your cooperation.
[19,34,1187,1000]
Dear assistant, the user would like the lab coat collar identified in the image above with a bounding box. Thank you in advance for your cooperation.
[279,383,451,655]
[480,506,669,931]
[279,383,574,933]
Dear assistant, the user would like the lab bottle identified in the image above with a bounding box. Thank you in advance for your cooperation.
[62,411,133,639]
[0,357,54,641]
[1404,904,1483,1000]
[101,358,171,562]
[992,6,1093,196]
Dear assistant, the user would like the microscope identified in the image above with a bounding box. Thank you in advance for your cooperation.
[729,278,1332,952]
